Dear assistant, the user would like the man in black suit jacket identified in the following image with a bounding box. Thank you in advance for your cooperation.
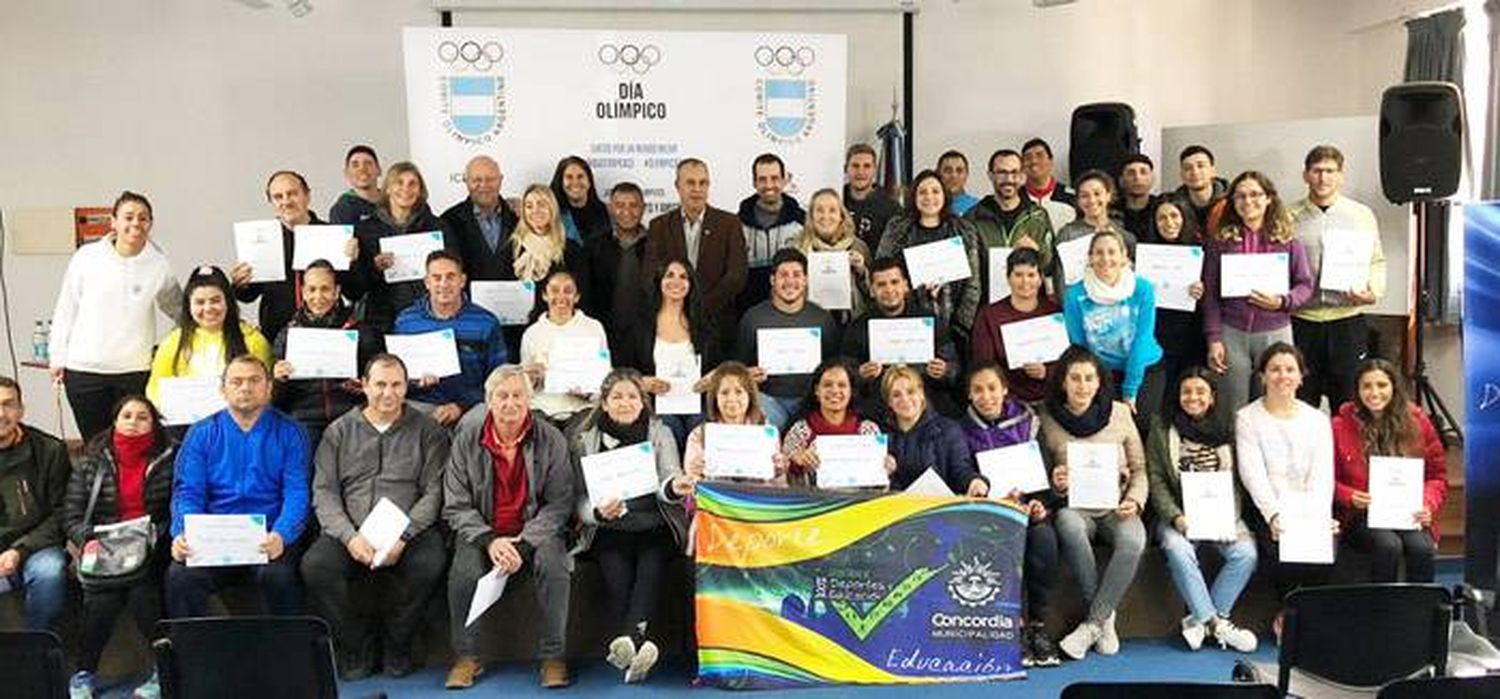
[441,155,520,282]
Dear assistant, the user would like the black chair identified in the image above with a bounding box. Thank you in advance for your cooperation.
[1377,674,1500,698]
[1062,681,1280,698]
[0,630,68,699]
[153,616,338,699]
[1279,584,1450,695]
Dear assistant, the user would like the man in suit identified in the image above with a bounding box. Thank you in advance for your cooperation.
[441,155,519,283]
[643,158,747,358]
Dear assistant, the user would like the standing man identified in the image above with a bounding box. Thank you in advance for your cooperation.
[736,153,806,314]
[733,249,840,429]
[644,158,747,359]
[394,251,507,428]
[0,377,69,632]
[967,149,1056,297]
[1169,145,1229,234]
[330,145,383,225]
[843,143,900,253]
[442,155,519,283]
[1290,145,1385,409]
[1021,138,1077,208]
[839,258,960,419]
[1115,154,1160,241]
[584,182,650,350]
[938,150,980,216]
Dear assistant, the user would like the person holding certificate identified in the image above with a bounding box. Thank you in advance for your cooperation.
[1054,171,1138,271]
[881,365,988,496]
[443,365,575,690]
[788,188,872,323]
[166,355,310,618]
[300,355,449,680]
[146,267,273,424]
[875,169,983,347]
[732,248,840,430]
[682,362,790,488]
[970,247,1062,405]
[550,155,612,245]
[1202,171,1314,412]
[965,149,1056,296]
[1332,358,1447,583]
[959,362,1061,667]
[519,268,609,427]
[781,360,891,489]
[1235,343,1337,602]
[62,395,176,698]
[1062,229,1164,428]
[839,257,961,420]
[568,369,692,684]
[1039,346,1147,661]
[617,257,714,451]
[1146,368,1259,653]
[1146,199,1208,395]
[490,184,591,359]
[353,161,454,331]
[394,251,507,428]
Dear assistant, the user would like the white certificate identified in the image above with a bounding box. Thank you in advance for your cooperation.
[379,231,446,283]
[999,313,1070,369]
[358,497,411,568]
[704,423,779,480]
[1318,228,1376,293]
[1278,492,1335,564]
[581,442,661,510]
[292,224,354,271]
[1220,252,1290,298]
[977,441,1050,496]
[1136,244,1204,312]
[232,220,286,283]
[868,317,935,365]
[655,354,702,416]
[1368,456,1424,531]
[1181,471,1238,541]
[470,280,536,326]
[757,327,823,375]
[543,345,611,394]
[904,236,973,288]
[184,513,268,567]
[1066,442,1120,510]
[1056,236,1093,286]
[814,434,889,489]
[987,246,1014,303]
[807,251,852,311]
[284,327,359,379]
[903,467,955,497]
[466,567,509,627]
[159,376,227,426]
[385,329,461,378]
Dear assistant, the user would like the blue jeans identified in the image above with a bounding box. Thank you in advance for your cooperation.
[1157,521,1258,623]
[2,546,67,630]
[759,394,803,433]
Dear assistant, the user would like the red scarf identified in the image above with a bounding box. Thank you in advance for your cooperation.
[806,410,862,437]
[481,412,533,537]
[112,430,156,521]
[1025,177,1058,202]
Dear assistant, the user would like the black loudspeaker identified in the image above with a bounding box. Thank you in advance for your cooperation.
[1069,102,1139,183]
[1379,82,1463,203]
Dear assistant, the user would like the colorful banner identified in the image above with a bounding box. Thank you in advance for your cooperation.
[1464,203,1500,591]
[693,483,1028,689]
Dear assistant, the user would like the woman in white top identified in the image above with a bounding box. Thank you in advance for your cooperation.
[787,188,871,322]
[1235,341,1338,600]
[49,191,182,441]
[519,268,608,428]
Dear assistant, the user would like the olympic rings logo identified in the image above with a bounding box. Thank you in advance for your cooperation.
[437,40,504,72]
[598,43,662,75]
[754,44,816,75]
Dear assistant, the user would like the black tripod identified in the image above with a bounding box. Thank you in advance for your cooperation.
[1409,201,1463,445]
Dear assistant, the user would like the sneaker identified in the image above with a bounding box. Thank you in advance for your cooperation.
[1181,615,1207,651]
[68,671,95,699]
[1095,612,1120,655]
[1059,621,1100,660]
[444,656,485,690]
[1029,624,1062,667]
[539,658,571,689]
[625,640,659,683]
[606,635,636,671]
[1020,625,1037,667]
[131,671,161,699]
[1211,616,1259,653]
[383,653,414,679]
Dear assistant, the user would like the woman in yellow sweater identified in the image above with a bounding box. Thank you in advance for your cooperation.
[146,266,272,406]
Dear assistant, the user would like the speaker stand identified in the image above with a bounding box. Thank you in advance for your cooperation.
[1410,202,1463,445]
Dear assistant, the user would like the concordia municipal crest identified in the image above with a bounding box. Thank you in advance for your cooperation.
[947,557,1003,608]
[754,43,818,144]
[438,39,507,145]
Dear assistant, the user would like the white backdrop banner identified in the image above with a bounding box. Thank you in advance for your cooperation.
[403,27,848,217]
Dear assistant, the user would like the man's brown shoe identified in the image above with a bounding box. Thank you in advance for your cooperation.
[444,656,484,690]
[540,658,571,688]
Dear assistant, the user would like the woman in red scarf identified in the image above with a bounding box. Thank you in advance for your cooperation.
[781,359,894,489]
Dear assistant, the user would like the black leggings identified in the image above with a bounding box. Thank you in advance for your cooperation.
[593,527,676,640]
[77,573,163,673]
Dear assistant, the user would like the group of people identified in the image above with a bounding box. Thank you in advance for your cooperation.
[0,138,1445,696]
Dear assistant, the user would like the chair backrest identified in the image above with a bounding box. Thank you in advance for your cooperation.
[153,616,338,699]
[1061,681,1280,699]
[0,630,67,699]
[1278,583,1450,693]
[1377,674,1500,698]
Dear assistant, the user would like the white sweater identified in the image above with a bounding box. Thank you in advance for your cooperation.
[1234,398,1334,524]
[519,311,608,418]
[49,237,181,373]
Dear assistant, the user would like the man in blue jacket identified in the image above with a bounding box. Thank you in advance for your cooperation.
[394,250,507,428]
[166,354,310,616]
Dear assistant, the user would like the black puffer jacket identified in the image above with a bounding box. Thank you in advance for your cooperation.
[271,300,383,436]
[61,433,175,547]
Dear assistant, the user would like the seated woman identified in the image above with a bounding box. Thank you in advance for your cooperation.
[568,369,692,684]
[781,359,889,489]
[519,268,608,429]
[1332,358,1447,583]
[881,365,988,496]
[683,361,788,487]
[787,187,872,323]
[970,247,1062,405]
[959,361,1060,667]
[146,266,273,411]
[1147,367,1258,653]
[1039,345,1146,660]
[62,396,176,699]
[617,257,715,452]
[1062,229,1164,427]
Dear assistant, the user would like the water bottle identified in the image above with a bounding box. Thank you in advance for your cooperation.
[31,320,47,363]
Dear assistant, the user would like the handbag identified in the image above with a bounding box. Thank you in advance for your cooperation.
[75,466,155,591]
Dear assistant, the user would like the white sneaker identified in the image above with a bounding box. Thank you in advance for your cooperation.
[1181,615,1207,651]
[1059,621,1100,660]
[625,640,659,683]
[606,635,636,671]
[1212,616,1259,653]
[1095,612,1120,655]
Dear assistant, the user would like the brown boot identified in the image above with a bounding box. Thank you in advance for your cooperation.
[539,658,571,688]
[444,656,484,690]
